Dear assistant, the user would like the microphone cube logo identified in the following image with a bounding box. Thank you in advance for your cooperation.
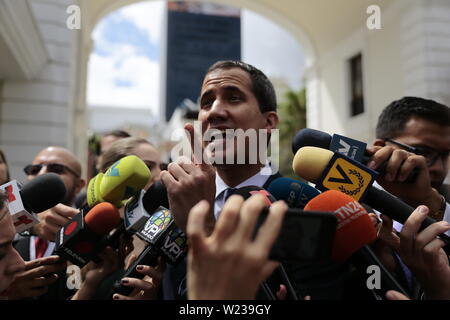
[317,154,377,201]
[161,227,187,264]
[140,208,172,242]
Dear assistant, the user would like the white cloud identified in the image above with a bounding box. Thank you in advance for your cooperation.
[120,1,165,45]
[87,47,160,116]
[242,10,305,91]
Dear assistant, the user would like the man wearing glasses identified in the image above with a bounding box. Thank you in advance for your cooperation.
[25,146,86,239]
[369,97,450,222]
[7,147,85,300]
[364,97,450,299]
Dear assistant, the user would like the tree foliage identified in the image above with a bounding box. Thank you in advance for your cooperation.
[277,88,307,179]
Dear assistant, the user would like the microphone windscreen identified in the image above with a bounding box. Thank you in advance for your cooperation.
[293,146,334,183]
[100,155,151,206]
[267,177,320,208]
[292,128,331,154]
[84,202,121,235]
[20,173,66,213]
[142,180,169,214]
[233,186,277,204]
[87,173,104,208]
[304,190,377,263]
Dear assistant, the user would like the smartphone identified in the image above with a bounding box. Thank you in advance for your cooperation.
[254,208,337,263]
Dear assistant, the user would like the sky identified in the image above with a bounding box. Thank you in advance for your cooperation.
[87,1,304,120]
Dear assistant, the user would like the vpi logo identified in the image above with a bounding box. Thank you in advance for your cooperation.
[162,228,187,263]
[142,209,172,241]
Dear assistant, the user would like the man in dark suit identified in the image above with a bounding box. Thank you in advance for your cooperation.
[157,60,366,301]
[156,60,284,299]
[9,147,85,300]
[369,97,450,299]
[373,97,450,223]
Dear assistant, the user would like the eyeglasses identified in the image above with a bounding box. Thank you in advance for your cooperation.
[23,163,80,178]
[385,138,450,167]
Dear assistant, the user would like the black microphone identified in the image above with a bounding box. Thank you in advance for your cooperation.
[292,128,419,183]
[0,173,66,232]
[123,180,169,234]
[111,206,187,297]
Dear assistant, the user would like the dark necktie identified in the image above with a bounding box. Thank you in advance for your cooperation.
[223,187,237,203]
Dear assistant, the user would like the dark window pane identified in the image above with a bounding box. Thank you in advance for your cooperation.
[349,54,365,116]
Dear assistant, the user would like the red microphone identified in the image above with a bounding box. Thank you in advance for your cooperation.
[55,202,121,267]
[304,190,376,263]
[305,190,410,298]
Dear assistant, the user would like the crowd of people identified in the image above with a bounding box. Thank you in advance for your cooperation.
[1,60,450,302]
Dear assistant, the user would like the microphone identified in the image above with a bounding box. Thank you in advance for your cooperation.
[292,128,418,183]
[0,173,67,232]
[304,190,410,298]
[293,146,450,254]
[123,180,169,234]
[304,190,377,263]
[233,185,277,203]
[86,155,151,208]
[54,202,121,267]
[111,206,187,297]
[267,177,320,208]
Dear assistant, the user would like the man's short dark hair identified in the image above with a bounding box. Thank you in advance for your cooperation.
[376,97,450,139]
[205,60,277,113]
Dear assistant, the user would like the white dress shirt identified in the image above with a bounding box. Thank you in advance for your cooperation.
[214,163,273,219]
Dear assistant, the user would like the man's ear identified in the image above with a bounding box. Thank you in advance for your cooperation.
[75,179,86,194]
[264,111,279,131]
[373,138,386,147]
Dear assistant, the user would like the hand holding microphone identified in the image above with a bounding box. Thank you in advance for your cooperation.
[364,144,443,213]
[71,246,120,300]
[186,194,287,300]
[292,146,450,254]
[54,202,121,267]
[112,256,165,300]
[304,190,410,298]
[33,204,79,242]
[396,205,450,300]
[292,128,443,214]
[0,173,67,234]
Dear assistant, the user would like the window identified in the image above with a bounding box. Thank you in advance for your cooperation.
[349,53,365,116]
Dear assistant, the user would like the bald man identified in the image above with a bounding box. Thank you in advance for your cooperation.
[7,147,86,300]
[25,147,86,240]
